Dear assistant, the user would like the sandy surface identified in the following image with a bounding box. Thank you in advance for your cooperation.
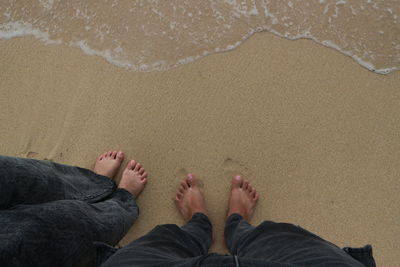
[0,33,399,266]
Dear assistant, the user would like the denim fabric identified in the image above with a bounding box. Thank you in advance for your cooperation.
[101,213,213,267]
[225,214,368,267]
[102,213,374,267]
[0,155,139,267]
[343,245,376,267]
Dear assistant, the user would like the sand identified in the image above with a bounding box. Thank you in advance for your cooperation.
[0,32,399,266]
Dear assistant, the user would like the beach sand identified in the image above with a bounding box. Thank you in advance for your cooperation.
[0,33,399,266]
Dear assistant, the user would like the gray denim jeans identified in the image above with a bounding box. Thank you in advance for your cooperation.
[101,212,374,267]
[0,155,376,267]
[0,155,138,267]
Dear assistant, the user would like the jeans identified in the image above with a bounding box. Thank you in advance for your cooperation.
[0,155,376,267]
[0,155,138,267]
[101,213,375,267]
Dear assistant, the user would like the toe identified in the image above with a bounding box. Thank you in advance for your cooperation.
[254,193,260,201]
[127,160,136,170]
[116,151,124,161]
[186,173,197,187]
[142,178,147,184]
[247,185,253,193]
[139,168,145,174]
[107,151,112,157]
[142,172,148,178]
[179,187,184,193]
[232,175,243,189]
[99,152,106,160]
[181,181,188,189]
[111,151,117,159]
[243,180,249,190]
[176,194,182,201]
[134,163,141,171]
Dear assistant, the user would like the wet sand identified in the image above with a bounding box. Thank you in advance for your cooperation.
[0,33,399,266]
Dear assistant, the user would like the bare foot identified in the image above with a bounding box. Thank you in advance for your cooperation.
[227,175,259,221]
[175,174,208,221]
[94,151,124,178]
[118,160,148,198]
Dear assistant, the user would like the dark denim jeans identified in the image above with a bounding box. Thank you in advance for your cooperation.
[0,155,376,267]
[0,155,138,267]
[101,213,375,267]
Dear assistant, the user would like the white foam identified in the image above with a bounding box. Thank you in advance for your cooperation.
[0,21,61,45]
[38,0,54,10]
[0,1,398,74]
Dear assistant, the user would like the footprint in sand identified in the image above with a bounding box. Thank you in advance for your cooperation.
[223,157,253,180]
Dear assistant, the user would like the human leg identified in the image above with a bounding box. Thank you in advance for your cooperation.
[223,175,259,258]
[101,174,213,267]
[224,175,367,267]
[0,189,136,267]
[0,156,148,267]
[0,151,125,209]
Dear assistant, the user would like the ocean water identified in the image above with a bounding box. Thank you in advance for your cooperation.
[0,0,399,74]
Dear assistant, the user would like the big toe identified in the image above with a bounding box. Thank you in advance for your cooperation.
[232,175,243,189]
[186,173,197,187]
[116,151,124,161]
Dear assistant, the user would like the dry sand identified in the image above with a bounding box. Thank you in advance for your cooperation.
[0,32,399,266]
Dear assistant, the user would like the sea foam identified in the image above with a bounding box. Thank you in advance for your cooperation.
[1,0,399,74]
